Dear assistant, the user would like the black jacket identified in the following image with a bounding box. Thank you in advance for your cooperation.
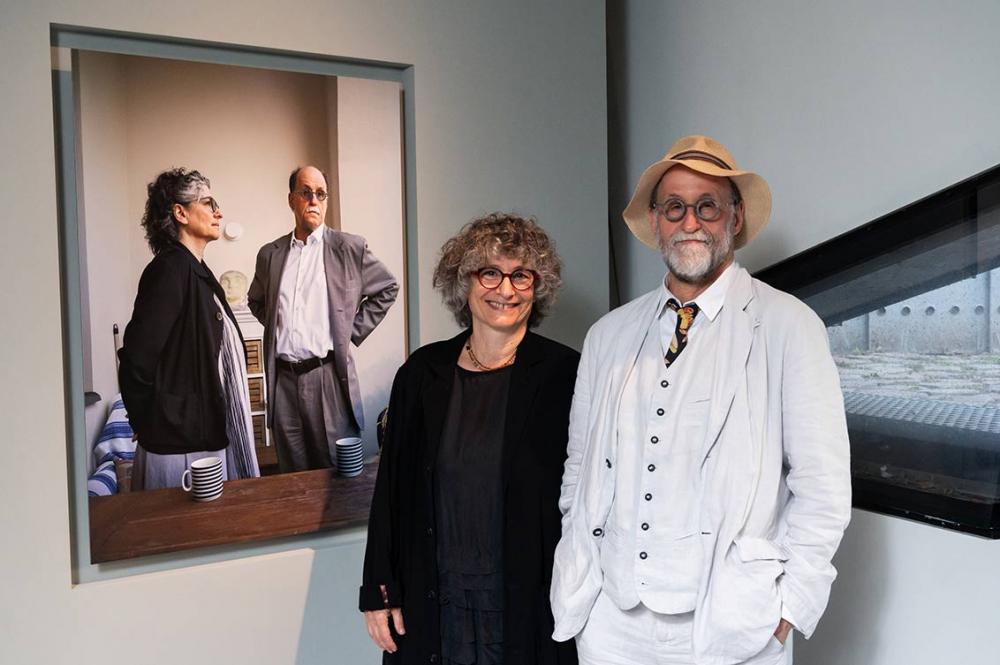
[118,243,243,454]
[360,331,580,665]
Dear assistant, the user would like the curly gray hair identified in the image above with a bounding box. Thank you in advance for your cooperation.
[141,168,211,255]
[432,212,563,329]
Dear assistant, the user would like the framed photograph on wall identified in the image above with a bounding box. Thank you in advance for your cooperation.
[756,164,1000,538]
[53,27,416,574]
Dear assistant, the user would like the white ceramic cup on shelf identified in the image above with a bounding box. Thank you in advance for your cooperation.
[181,456,224,501]
[334,437,364,477]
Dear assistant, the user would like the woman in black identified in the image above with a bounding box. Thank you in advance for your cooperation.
[118,168,259,490]
[361,213,579,665]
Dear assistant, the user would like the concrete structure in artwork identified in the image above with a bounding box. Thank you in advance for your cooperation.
[827,269,1000,355]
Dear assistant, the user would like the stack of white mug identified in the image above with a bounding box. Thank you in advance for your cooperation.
[181,456,224,502]
[335,437,364,477]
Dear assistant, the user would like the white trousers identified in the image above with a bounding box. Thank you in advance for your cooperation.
[577,589,789,665]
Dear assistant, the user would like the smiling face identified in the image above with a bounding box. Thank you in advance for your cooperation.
[173,185,222,244]
[288,166,328,239]
[467,254,535,335]
[647,165,743,287]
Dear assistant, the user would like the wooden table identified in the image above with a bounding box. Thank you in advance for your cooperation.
[88,462,377,563]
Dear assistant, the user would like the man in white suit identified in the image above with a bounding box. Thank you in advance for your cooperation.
[550,136,851,665]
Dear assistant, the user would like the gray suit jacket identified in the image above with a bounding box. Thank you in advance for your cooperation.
[247,226,399,429]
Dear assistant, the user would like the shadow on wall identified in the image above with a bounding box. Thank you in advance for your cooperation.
[793,516,890,665]
[296,538,380,664]
[606,0,630,308]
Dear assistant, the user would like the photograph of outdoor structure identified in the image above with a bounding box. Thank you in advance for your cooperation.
[759,166,1000,537]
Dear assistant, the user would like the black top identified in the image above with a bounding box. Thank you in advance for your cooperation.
[118,243,243,454]
[360,331,580,665]
[435,366,511,664]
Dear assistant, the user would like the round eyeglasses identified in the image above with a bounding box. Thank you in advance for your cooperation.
[474,267,537,291]
[651,196,731,223]
[295,188,329,202]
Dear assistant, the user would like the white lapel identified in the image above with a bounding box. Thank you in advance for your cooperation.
[701,268,759,463]
[591,289,662,466]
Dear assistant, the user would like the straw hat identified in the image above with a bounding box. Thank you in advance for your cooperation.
[622,135,772,249]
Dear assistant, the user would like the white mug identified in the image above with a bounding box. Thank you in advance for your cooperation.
[180,456,224,500]
[335,437,365,478]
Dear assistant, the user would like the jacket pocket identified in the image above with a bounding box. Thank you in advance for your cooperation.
[659,529,702,602]
[706,538,785,659]
[734,537,789,563]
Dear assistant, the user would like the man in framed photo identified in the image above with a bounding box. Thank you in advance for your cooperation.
[248,166,398,472]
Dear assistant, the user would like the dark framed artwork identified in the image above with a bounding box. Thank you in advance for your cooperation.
[756,164,1000,538]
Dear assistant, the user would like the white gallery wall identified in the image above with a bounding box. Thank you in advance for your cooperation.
[76,51,133,452]
[608,1,1000,663]
[0,2,607,664]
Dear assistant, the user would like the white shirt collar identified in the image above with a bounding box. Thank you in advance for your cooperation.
[290,224,325,248]
[657,261,740,323]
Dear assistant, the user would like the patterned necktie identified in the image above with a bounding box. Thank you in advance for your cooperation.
[664,299,700,367]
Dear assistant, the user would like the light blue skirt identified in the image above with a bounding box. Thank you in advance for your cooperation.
[132,445,232,491]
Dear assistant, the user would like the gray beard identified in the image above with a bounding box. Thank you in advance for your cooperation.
[659,222,735,284]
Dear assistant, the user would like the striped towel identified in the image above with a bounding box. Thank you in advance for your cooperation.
[87,394,136,496]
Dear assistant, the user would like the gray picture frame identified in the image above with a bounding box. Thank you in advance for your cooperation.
[52,24,420,582]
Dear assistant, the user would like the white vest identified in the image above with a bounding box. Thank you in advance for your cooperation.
[602,300,720,614]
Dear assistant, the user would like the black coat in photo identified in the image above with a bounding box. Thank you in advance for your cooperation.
[118,243,242,454]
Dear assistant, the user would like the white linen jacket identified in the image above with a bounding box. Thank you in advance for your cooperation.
[550,267,851,665]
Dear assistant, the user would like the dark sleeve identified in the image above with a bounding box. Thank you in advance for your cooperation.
[359,360,410,611]
[117,257,185,439]
[247,245,268,325]
[351,243,399,346]
[558,348,582,387]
